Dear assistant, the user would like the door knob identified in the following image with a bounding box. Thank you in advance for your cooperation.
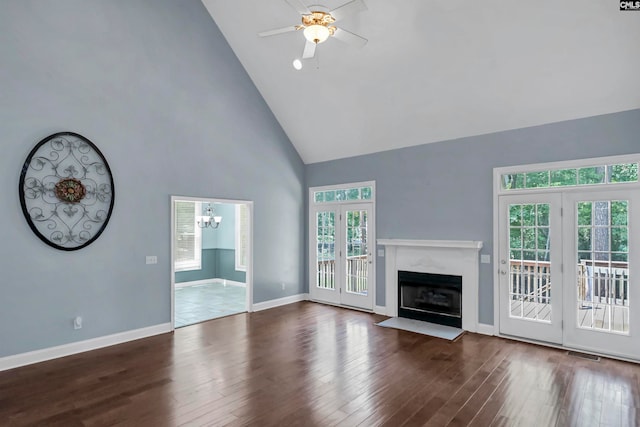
[500,270,507,275]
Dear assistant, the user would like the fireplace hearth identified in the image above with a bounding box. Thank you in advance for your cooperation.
[398,270,462,328]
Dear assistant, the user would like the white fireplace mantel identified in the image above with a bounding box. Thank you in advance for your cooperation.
[378,239,483,333]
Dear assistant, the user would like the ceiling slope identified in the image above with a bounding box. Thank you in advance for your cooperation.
[202,0,640,164]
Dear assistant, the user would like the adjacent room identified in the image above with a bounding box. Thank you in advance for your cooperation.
[173,199,250,327]
[1,0,639,425]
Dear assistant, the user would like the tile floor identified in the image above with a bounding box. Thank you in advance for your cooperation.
[174,282,246,328]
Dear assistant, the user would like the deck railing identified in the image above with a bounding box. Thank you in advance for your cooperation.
[508,260,629,305]
[317,256,368,294]
[509,260,551,301]
[577,261,629,305]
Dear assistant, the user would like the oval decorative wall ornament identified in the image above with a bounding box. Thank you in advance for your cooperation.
[19,132,115,250]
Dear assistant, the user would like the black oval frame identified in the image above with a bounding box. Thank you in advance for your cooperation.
[19,132,115,251]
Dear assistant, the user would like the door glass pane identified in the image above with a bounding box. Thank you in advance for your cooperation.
[576,201,630,334]
[508,203,552,323]
[316,211,335,290]
[345,209,368,295]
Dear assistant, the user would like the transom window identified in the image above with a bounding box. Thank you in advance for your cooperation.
[314,185,373,203]
[502,163,638,191]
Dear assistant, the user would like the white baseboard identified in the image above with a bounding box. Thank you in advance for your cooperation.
[0,323,172,372]
[476,323,495,336]
[175,279,214,288]
[221,279,246,288]
[374,305,387,315]
[175,278,246,289]
[252,293,309,312]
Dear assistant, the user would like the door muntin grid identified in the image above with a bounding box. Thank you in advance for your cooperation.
[509,203,552,323]
[345,209,368,295]
[576,200,630,334]
[316,211,335,290]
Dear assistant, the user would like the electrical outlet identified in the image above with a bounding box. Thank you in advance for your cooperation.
[74,316,82,330]
[281,283,286,290]
[481,254,491,264]
[145,256,157,264]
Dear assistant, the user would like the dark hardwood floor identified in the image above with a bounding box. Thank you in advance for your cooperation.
[1,302,639,426]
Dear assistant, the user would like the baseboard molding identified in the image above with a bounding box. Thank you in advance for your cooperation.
[221,279,246,288]
[252,293,309,312]
[0,323,172,372]
[175,278,246,289]
[476,323,495,336]
[374,305,387,315]
[175,279,214,288]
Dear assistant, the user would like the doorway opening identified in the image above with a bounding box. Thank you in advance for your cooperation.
[171,196,253,329]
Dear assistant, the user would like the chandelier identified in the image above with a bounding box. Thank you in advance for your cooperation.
[197,203,222,229]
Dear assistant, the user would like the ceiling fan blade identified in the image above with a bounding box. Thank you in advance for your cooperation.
[302,40,316,59]
[330,0,367,22]
[285,0,311,15]
[258,26,299,37]
[333,27,367,48]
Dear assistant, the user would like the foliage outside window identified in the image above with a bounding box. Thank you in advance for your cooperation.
[174,201,202,272]
[314,185,373,203]
[501,163,638,190]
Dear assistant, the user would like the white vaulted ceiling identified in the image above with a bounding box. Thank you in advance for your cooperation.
[202,0,640,164]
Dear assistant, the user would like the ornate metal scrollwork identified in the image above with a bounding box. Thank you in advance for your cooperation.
[19,132,115,250]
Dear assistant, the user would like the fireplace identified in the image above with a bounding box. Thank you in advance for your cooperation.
[398,271,462,328]
[379,239,482,332]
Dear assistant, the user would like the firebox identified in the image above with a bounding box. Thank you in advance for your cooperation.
[398,270,462,328]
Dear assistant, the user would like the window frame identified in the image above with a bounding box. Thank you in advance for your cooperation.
[235,204,249,272]
[174,200,202,272]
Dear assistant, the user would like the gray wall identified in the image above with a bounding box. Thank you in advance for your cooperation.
[306,109,640,325]
[0,0,304,358]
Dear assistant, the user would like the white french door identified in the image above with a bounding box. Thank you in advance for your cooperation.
[498,193,563,344]
[499,189,639,358]
[562,190,640,359]
[310,203,374,311]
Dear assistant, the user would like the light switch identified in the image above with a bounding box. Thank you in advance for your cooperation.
[146,256,158,264]
[481,254,491,264]
[377,249,385,257]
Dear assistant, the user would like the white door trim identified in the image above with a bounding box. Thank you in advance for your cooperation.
[493,153,640,356]
[170,195,254,330]
[308,181,376,311]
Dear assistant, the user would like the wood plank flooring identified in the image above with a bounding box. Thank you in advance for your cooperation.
[1,302,639,426]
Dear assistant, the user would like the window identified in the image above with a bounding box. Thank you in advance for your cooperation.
[235,204,249,271]
[313,185,373,203]
[174,200,202,272]
[501,163,638,191]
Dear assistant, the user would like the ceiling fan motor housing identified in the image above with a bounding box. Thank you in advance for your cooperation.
[301,11,337,43]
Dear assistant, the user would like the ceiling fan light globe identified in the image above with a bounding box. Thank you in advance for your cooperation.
[304,24,330,44]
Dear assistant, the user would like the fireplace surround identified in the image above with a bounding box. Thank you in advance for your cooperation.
[378,239,483,332]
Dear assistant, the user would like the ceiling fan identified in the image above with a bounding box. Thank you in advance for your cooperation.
[258,0,368,60]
